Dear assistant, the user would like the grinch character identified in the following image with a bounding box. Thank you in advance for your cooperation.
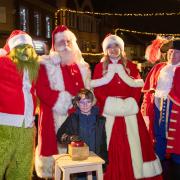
[141,39,180,174]
[0,30,39,180]
[35,25,90,178]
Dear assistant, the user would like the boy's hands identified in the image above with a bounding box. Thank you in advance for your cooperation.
[69,135,81,142]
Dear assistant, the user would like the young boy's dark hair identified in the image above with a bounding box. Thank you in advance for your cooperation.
[72,88,95,108]
[57,88,108,171]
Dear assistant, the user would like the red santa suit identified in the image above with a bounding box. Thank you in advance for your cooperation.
[35,25,90,178]
[92,34,162,180]
[0,56,36,127]
[141,62,167,140]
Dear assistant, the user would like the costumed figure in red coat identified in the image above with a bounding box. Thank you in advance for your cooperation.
[141,36,169,139]
[35,25,90,178]
[91,34,162,180]
[0,30,39,180]
[141,39,180,171]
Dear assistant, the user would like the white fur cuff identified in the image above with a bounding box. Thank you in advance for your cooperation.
[133,79,144,87]
[53,91,72,115]
[90,71,114,88]
[143,156,162,177]
[117,64,144,87]
[103,97,139,116]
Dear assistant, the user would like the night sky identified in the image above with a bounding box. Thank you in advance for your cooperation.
[91,0,180,34]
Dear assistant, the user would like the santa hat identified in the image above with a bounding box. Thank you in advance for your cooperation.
[0,30,34,56]
[51,25,78,51]
[102,34,124,54]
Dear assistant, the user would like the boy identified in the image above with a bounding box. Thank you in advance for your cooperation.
[57,89,108,173]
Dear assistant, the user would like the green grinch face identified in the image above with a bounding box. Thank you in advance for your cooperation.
[9,44,39,82]
[9,44,38,62]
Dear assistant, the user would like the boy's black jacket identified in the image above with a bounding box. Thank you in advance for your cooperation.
[56,111,108,168]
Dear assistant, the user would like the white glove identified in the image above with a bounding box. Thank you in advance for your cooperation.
[49,51,61,65]
[115,64,124,72]
[107,64,118,73]
[53,91,72,115]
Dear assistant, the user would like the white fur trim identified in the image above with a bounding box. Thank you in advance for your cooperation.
[77,62,91,88]
[116,64,144,87]
[102,35,124,53]
[91,64,144,88]
[103,97,139,116]
[0,48,7,56]
[143,156,162,177]
[40,56,65,91]
[103,115,115,148]
[0,113,24,127]
[35,147,54,178]
[53,113,67,134]
[126,115,162,178]
[8,34,34,50]
[125,115,144,179]
[90,76,111,88]
[35,145,67,178]
[53,91,72,115]
[104,114,143,176]
[90,63,144,88]
[103,109,162,179]
[90,65,115,88]
[90,71,114,88]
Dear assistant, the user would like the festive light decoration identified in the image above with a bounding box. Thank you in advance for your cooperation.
[55,8,180,18]
[54,8,180,56]
[115,28,180,37]
[55,9,180,36]
[82,52,103,56]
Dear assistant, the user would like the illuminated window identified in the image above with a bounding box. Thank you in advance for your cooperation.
[20,6,29,32]
[34,11,41,36]
[46,16,52,39]
[33,40,47,55]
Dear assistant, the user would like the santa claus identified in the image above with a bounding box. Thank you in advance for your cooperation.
[35,25,90,178]
[0,30,39,179]
[141,39,180,168]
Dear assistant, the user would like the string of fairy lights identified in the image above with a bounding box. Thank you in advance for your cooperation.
[82,52,103,56]
[115,28,180,37]
[55,8,180,17]
[55,8,180,56]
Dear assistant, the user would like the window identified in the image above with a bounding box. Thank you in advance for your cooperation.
[46,16,52,39]
[33,40,48,55]
[91,42,97,52]
[20,6,29,32]
[34,11,41,36]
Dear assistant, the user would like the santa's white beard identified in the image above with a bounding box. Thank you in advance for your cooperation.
[57,47,77,65]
